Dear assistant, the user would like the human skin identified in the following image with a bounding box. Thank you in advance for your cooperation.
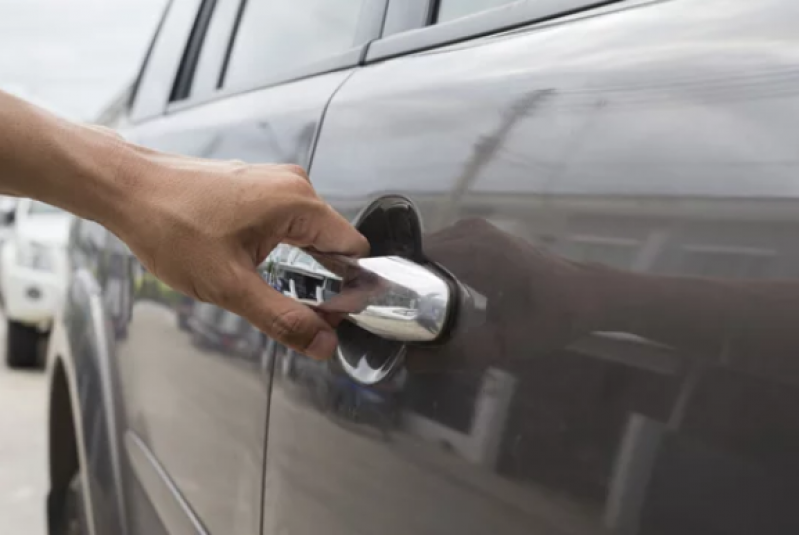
[0,90,369,360]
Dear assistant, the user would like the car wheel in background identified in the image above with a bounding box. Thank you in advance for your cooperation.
[5,320,40,368]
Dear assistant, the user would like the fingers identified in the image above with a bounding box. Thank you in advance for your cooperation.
[225,269,339,360]
[286,201,370,258]
[318,204,370,256]
[254,165,369,258]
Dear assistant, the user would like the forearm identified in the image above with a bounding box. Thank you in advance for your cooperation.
[591,265,799,375]
[0,91,368,360]
[0,90,142,229]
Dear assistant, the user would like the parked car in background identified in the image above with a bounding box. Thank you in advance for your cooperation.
[0,195,18,247]
[44,1,799,534]
[0,196,19,284]
[188,302,264,361]
[175,293,194,331]
[1,199,71,367]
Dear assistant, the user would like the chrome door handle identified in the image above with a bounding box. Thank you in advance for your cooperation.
[335,256,452,342]
[269,249,453,343]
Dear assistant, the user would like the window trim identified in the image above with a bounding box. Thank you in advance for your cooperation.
[355,0,391,54]
[129,0,205,124]
[170,0,219,103]
[381,0,435,37]
[190,0,245,100]
[167,47,364,114]
[220,0,385,91]
[128,0,174,114]
[166,0,388,113]
[216,0,247,90]
[369,0,622,63]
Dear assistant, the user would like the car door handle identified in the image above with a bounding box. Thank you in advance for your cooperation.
[270,251,453,343]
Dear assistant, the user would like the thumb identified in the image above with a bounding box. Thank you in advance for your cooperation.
[225,269,339,360]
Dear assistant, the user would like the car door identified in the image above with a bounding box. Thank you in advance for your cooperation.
[115,1,385,534]
[264,0,799,534]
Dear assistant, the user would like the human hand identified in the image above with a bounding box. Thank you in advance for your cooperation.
[110,153,368,360]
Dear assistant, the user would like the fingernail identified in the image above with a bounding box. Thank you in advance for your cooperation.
[307,330,338,360]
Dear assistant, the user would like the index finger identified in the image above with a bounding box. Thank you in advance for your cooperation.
[286,202,370,258]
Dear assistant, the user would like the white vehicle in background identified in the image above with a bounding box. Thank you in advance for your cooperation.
[0,196,18,247]
[0,199,72,367]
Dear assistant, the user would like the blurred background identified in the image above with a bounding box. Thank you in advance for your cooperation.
[0,1,166,531]
[0,0,166,120]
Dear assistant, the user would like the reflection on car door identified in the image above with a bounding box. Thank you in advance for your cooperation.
[265,1,799,534]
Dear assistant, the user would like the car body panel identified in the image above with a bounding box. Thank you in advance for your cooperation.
[49,0,799,534]
[47,201,166,535]
[112,69,355,535]
[271,0,799,534]
[47,266,129,535]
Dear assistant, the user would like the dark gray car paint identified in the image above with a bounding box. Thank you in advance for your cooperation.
[49,0,799,534]
[116,69,356,535]
[279,0,799,533]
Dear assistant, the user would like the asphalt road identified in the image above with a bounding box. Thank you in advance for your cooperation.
[0,314,48,534]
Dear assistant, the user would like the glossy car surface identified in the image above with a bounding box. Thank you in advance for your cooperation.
[46,0,799,534]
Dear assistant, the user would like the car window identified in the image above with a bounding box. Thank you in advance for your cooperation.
[169,0,220,103]
[130,0,204,122]
[436,0,522,23]
[370,0,611,63]
[96,85,133,127]
[189,0,242,97]
[222,0,367,90]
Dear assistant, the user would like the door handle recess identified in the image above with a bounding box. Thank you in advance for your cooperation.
[270,251,453,343]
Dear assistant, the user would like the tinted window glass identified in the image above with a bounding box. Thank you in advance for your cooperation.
[169,0,219,103]
[437,0,521,23]
[191,0,242,96]
[131,0,204,122]
[223,0,366,90]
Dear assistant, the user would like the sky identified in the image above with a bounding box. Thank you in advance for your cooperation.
[0,0,168,120]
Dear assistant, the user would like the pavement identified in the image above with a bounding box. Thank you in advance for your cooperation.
[0,314,48,534]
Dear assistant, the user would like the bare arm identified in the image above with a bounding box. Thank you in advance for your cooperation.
[0,90,369,359]
[0,92,127,218]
